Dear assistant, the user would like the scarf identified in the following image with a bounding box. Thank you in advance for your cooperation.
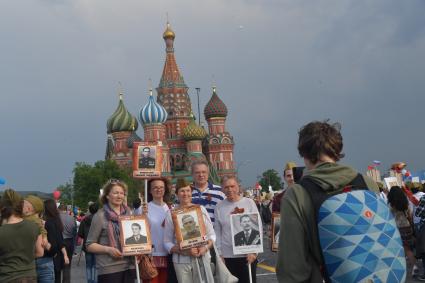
[104,203,128,249]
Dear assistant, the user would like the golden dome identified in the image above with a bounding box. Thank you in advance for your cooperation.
[183,114,207,141]
[163,22,175,40]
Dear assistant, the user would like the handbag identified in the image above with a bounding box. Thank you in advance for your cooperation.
[138,255,159,280]
[212,244,238,283]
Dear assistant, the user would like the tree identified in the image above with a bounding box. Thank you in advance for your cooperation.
[68,160,143,210]
[57,183,73,205]
[259,169,282,192]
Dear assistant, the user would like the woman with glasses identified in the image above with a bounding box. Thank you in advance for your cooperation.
[164,178,215,283]
[136,177,173,283]
[86,179,135,283]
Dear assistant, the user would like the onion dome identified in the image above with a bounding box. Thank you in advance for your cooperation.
[107,94,138,134]
[204,86,228,120]
[139,88,168,125]
[163,22,175,40]
[183,114,207,141]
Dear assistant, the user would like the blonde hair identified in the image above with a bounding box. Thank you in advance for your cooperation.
[100,179,128,205]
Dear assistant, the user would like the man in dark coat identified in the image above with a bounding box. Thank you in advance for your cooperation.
[139,147,155,169]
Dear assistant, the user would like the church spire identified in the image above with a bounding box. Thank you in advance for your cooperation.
[157,20,191,119]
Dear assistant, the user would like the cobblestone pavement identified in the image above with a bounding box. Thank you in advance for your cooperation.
[70,236,417,283]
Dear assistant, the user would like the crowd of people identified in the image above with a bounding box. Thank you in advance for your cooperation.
[1,120,425,283]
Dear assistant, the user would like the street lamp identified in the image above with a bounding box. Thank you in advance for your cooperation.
[195,88,201,125]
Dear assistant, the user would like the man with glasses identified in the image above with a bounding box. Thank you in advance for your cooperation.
[191,160,225,223]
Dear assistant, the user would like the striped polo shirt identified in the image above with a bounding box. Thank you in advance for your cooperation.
[192,182,225,223]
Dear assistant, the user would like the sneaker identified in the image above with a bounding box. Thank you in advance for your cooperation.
[417,275,425,281]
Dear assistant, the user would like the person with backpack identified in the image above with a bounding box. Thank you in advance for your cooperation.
[276,121,386,282]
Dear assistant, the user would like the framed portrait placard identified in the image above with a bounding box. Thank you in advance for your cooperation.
[132,142,162,179]
[171,205,208,250]
[271,213,280,252]
[230,212,263,255]
[119,215,152,256]
[384,176,400,190]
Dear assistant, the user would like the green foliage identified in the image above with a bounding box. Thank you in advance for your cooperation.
[57,183,73,205]
[259,169,282,192]
[68,160,144,210]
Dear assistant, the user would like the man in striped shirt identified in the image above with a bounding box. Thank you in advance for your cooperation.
[191,160,225,223]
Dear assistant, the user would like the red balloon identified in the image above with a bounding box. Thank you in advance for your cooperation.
[53,190,61,200]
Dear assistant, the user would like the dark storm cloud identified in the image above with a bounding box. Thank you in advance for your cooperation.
[1,0,424,191]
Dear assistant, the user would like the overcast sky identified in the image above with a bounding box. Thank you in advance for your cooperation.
[1,0,425,192]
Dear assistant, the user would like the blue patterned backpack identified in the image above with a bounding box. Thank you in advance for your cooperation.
[300,174,406,282]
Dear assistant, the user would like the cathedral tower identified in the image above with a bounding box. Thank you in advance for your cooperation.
[156,22,192,171]
[139,88,171,174]
[204,86,235,178]
[105,91,139,167]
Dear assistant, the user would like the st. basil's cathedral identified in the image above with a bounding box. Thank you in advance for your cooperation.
[105,22,236,183]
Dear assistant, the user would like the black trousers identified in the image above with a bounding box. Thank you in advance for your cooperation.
[98,269,136,283]
[224,257,257,283]
[62,238,75,283]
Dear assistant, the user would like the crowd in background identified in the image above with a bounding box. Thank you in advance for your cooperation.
[2,120,425,283]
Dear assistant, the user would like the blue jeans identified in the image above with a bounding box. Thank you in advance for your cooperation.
[85,252,97,283]
[36,257,55,283]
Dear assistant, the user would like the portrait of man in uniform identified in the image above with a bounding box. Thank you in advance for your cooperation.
[181,214,201,241]
[139,146,156,169]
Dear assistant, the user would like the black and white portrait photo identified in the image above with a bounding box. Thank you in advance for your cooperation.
[139,146,156,169]
[119,215,152,256]
[230,212,263,255]
[125,222,148,245]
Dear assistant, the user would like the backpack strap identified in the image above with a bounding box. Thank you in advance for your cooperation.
[299,173,368,282]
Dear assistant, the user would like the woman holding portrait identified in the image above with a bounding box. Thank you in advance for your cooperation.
[163,178,215,283]
[139,177,172,283]
[86,179,135,283]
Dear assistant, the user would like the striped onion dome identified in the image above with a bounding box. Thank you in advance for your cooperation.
[107,94,138,134]
[139,89,168,125]
[183,114,207,141]
[204,86,228,120]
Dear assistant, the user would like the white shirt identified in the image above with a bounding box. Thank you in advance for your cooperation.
[147,202,169,256]
[214,197,260,258]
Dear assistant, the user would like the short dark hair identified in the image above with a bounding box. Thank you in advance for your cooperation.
[298,120,344,164]
[88,202,99,215]
[387,186,408,212]
[131,223,141,229]
[239,214,251,223]
[147,177,171,203]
